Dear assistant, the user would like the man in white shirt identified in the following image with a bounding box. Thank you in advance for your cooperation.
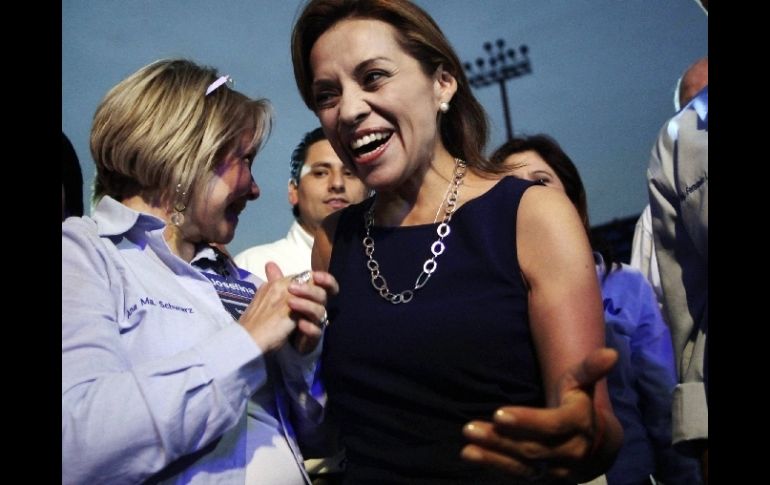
[236,128,369,280]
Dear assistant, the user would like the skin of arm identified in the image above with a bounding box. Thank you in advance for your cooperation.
[311,210,342,273]
[461,185,622,482]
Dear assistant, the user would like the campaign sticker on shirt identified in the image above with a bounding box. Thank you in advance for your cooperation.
[200,272,257,320]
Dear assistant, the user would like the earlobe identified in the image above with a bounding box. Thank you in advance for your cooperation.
[288,180,299,206]
[435,65,458,107]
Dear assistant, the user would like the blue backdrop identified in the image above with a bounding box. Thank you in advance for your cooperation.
[62,0,707,256]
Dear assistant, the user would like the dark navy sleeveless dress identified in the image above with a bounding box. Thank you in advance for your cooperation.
[324,176,556,484]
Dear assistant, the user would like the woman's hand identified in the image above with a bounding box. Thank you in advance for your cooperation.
[460,348,622,483]
[286,268,339,354]
[238,262,338,354]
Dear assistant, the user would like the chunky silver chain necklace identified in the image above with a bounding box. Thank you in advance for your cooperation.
[362,158,467,304]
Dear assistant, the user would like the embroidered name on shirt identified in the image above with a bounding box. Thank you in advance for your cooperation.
[680,173,707,201]
[158,301,194,313]
[126,297,194,318]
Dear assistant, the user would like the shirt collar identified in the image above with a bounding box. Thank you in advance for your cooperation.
[680,85,707,124]
[691,86,708,124]
[668,85,708,140]
[287,220,314,250]
[91,195,166,237]
[92,195,217,280]
[191,244,241,279]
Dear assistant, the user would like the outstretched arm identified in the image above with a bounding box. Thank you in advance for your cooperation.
[461,186,622,482]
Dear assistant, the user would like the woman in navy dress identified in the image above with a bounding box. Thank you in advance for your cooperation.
[291,1,623,482]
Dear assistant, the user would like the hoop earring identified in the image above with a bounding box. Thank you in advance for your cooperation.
[171,183,187,226]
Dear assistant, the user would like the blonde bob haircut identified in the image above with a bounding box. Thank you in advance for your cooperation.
[292,0,502,173]
[90,58,272,205]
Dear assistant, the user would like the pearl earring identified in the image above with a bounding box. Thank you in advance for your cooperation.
[439,101,450,113]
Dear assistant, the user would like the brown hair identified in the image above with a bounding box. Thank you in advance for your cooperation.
[90,58,271,206]
[291,0,505,173]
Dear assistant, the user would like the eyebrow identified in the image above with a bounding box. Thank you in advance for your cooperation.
[352,57,392,78]
[531,169,555,178]
[311,78,335,92]
[312,56,393,90]
[309,160,350,171]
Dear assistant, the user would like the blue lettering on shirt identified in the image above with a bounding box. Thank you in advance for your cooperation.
[126,303,138,318]
[126,297,194,318]
[199,272,257,320]
[158,301,195,313]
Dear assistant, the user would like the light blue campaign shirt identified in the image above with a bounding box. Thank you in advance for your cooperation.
[597,255,702,484]
[62,196,324,484]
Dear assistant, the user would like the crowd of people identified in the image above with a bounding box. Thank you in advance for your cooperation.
[62,1,707,484]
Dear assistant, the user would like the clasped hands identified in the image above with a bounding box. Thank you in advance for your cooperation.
[238,261,338,355]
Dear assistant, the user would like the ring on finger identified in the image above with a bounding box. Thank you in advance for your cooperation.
[291,270,313,285]
[318,311,329,328]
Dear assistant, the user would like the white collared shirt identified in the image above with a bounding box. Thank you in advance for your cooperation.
[235,221,313,281]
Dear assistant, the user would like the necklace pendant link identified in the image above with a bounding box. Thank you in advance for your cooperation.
[362,158,467,304]
[415,271,432,289]
[430,241,445,256]
[371,274,388,291]
[390,290,413,304]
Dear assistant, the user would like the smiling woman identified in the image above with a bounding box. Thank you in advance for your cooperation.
[62,58,339,484]
[291,1,623,483]
[89,60,267,259]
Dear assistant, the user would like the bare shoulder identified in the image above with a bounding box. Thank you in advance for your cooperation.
[519,184,577,220]
[516,185,593,282]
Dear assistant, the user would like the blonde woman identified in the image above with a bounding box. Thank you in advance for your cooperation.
[62,59,337,484]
